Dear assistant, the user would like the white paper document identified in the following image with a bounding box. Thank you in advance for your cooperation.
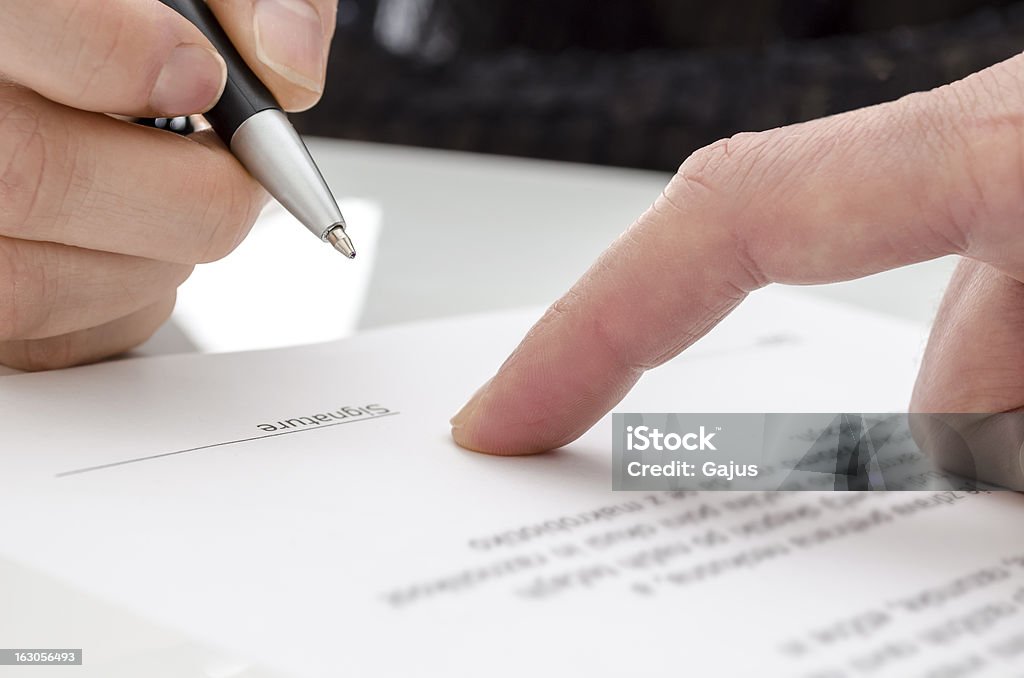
[1,289,1022,677]
[172,198,383,353]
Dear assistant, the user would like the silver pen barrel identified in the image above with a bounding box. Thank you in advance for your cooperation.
[230,109,355,258]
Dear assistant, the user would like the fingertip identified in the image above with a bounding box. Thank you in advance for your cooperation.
[276,85,325,114]
[450,425,548,457]
[449,379,575,456]
[450,385,492,453]
[251,0,328,102]
[149,44,227,117]
[203,0,331,112]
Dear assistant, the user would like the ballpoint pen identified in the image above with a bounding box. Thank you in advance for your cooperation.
[158,0,356,258]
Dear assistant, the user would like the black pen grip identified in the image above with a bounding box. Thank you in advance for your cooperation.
[158,0,279,144]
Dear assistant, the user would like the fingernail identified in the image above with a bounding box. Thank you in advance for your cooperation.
[150,44,227,116]
[253,0,326,94]
[450,381,490,432]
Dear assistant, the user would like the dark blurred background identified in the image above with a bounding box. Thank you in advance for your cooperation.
[292,0,1024,171]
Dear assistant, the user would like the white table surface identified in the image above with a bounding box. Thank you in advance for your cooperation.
[1,138,961,675]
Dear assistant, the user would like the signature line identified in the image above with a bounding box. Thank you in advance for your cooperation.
[55,411,401,478]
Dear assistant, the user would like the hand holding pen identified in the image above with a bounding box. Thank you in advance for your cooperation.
[0,0,339,370]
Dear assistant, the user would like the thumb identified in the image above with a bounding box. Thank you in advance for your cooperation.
[205,0,337,112]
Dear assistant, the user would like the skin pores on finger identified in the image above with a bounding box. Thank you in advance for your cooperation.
[686,119,961,287]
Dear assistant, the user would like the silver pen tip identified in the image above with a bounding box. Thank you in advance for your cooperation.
[326,225,356,259]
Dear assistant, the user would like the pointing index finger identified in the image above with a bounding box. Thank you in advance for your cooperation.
[451,54,1024,455]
